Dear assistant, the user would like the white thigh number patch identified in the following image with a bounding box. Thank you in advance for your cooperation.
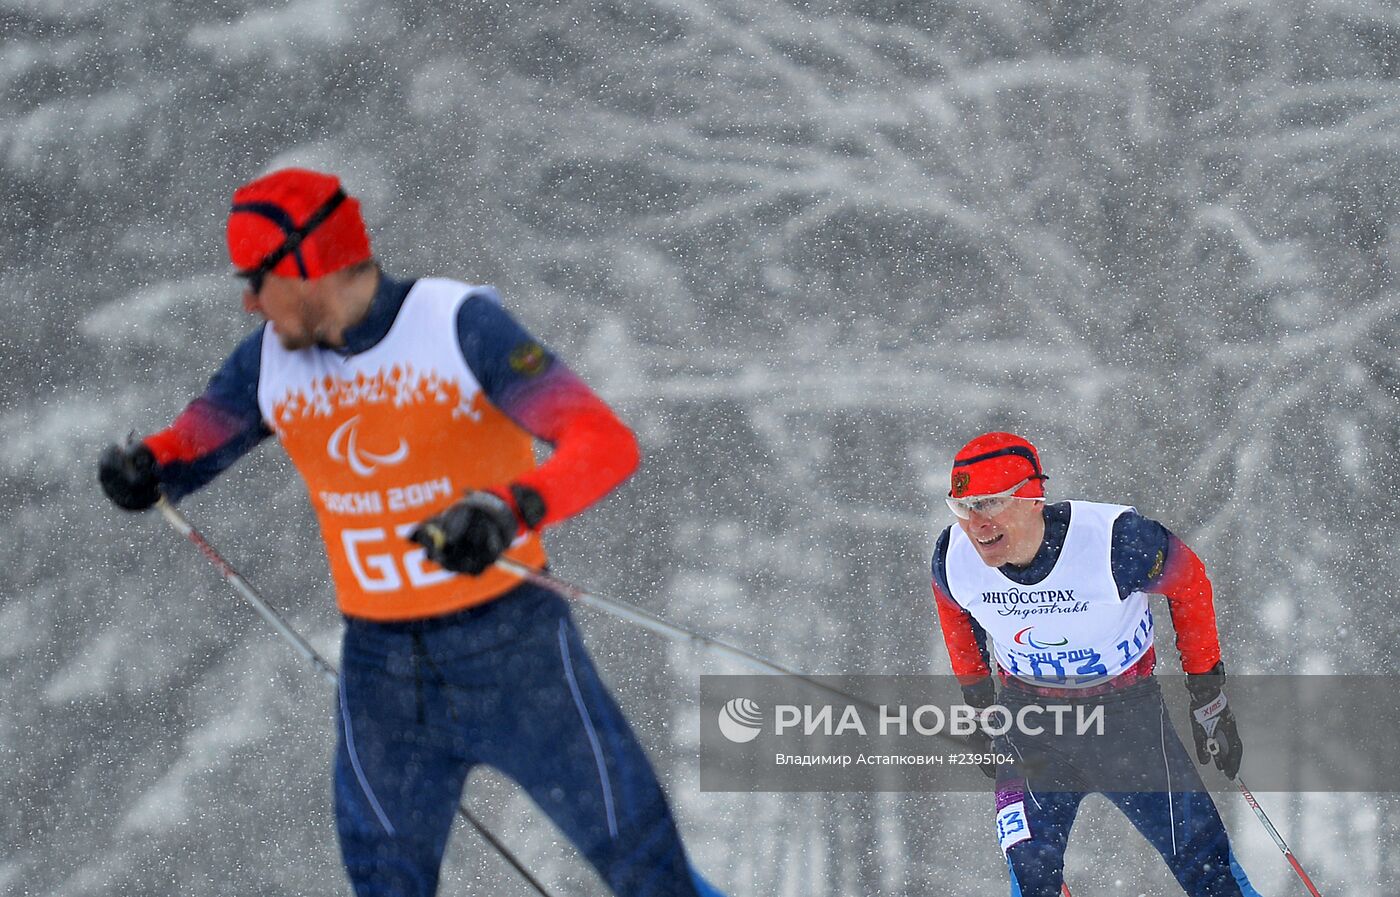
[996,801,1032,854]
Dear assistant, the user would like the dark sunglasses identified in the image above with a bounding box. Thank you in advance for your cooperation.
[235,188,347,295]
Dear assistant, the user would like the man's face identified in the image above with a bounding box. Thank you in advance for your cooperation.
[956,495,1046,567]
[242,273,322,350]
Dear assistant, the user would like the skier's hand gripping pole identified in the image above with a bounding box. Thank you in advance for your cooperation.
[1185,662,1243,778]
[409,491,516,575]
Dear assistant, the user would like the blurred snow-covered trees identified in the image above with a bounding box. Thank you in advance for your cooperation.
[2,1,1396,894]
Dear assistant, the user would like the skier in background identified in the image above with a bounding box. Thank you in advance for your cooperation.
[98,167,724,897]
[930,432,1262,897]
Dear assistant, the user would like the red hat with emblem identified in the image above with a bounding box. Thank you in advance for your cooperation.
[949,432,1047,499]
[227,168,372,280]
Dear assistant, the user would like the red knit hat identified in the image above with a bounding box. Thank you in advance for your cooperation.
[949,432,1047,499]
[227,168,372,280]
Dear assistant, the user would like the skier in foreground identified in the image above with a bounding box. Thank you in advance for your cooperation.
[930,432,1262,897]
[98,167,723,897]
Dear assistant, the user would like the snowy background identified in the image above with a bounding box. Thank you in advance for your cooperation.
[2,0,1398,893]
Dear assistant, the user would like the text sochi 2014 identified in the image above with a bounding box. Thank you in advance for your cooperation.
[772,704,1105,737]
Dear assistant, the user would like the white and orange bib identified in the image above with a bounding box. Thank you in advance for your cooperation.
[256,278,547,620]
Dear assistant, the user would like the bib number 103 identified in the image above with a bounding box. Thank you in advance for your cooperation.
[341,525,453,592]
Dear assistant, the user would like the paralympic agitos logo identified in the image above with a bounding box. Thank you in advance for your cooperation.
[328,415,410,477]
[1013,626,1068,649]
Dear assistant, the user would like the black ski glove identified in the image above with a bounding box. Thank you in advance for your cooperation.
[99,440,162,511]
[961,676,999,779]
[1186,661,1243,779]
[409,485,544,576]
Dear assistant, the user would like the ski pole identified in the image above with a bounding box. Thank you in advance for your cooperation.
[1233,775,1323,897]
[496,559,831,679]
[494,560,1044,751]
[494,557,890,713]
[1206,739,1323,896]
[156,498,557,897]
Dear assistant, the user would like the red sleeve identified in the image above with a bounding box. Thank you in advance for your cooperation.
[145,398,251,464]
[1151,535,1222,674]
[496,368,640,528]
[933,582,991,683]
[137,329,272,501]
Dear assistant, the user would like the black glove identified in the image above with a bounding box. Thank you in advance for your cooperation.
[1186,661,1243,779]
[961,676,999,779]
[409,486,543,576]
[99,440,162,511]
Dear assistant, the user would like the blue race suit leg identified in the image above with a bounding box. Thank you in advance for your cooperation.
[1102,701,1262,897]
[995,681,1261,897]
[999,781,1083,897]
[475,606,704,897]
[334,583,713,897]
[334,623,474,897]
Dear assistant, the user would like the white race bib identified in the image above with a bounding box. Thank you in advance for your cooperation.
[996,800,1032,854]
